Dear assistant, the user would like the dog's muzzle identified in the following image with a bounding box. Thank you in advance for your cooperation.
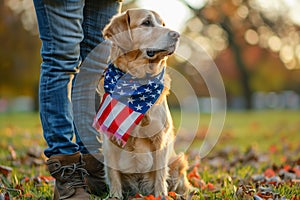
[146,31,180,58]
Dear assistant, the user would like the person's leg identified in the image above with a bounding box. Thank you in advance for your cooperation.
[33,0,90,199]
[72,1,121,197]
[73,0,121,154]
[34,0,84,157]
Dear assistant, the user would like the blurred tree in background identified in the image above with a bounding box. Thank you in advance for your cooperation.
[179,0,300,109]
[0,0,40,98]
[1,0,300,110]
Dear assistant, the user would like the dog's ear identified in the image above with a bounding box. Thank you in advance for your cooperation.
[151,10,166,26]
[103,10,133,50]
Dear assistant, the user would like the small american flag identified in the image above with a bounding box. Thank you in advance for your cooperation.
[93,63,165,147]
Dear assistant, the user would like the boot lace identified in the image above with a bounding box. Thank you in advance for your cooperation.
[58,162,88,188]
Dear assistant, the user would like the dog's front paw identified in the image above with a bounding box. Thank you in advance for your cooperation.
[154,182,168,198]
[107,198,122,200]
[109,189,123,200]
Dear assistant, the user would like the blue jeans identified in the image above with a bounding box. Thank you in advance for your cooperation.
[33,0,121,157]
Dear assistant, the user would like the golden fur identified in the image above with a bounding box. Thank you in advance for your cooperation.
[98,8,191,199]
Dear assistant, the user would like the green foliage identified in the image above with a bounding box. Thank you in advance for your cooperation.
[0,2,41,97]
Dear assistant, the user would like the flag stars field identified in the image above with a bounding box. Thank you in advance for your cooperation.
[131,84,138,90]
[127,97,134,104]
[145,87,151,93]
[135,104,143,111]
[140,95,147,101]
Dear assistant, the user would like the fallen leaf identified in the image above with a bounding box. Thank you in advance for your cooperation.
[0,192,9,200]
[207,182,214,190]
[256,192,273,199]
[22,193,34,198]
[38,175,55,183]
[235,185,254,200]
[21,176,30,183]
[8,145,17,160]
[27,146,43,158]
[264,168,276,178]
[283,164,291,171]
[144,194,160,200]
[269,144,278,153]
[167,192,176,199]
[293,166,300,177]
[279,169,296,181]
[253,195,263,200]
[5,192,10,200]
[0,165,12,176]
[187,166,200,180]
[252,174,265,182]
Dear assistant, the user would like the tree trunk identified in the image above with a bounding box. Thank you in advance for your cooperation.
[220,17,253,109]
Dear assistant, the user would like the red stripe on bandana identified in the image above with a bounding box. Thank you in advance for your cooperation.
[107,106,134,135]
[97,95,118,126]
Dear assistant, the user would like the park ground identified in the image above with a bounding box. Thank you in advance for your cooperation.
[0,110,299,199]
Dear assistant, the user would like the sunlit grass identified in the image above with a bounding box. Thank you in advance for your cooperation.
[0,112,44,161]
[0,110,299,198]
[171,109,300,153]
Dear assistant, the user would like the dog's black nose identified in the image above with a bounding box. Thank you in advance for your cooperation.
[169,31,180,39]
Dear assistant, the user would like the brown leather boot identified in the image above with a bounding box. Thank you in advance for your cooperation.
[46,152,90,200]
[82,153,109,199]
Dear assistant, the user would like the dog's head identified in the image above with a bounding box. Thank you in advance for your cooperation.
[103,8,180,78]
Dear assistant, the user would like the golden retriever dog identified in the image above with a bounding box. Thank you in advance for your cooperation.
[96,8,191,199]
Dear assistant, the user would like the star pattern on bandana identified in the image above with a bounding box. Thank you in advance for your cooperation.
[103,63,165,114]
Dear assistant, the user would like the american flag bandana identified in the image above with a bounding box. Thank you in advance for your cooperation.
[93,63,165,147]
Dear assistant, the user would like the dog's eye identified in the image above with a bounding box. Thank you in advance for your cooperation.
[142,20,152,27]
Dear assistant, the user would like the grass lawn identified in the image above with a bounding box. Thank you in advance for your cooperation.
[0,110,299,199]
